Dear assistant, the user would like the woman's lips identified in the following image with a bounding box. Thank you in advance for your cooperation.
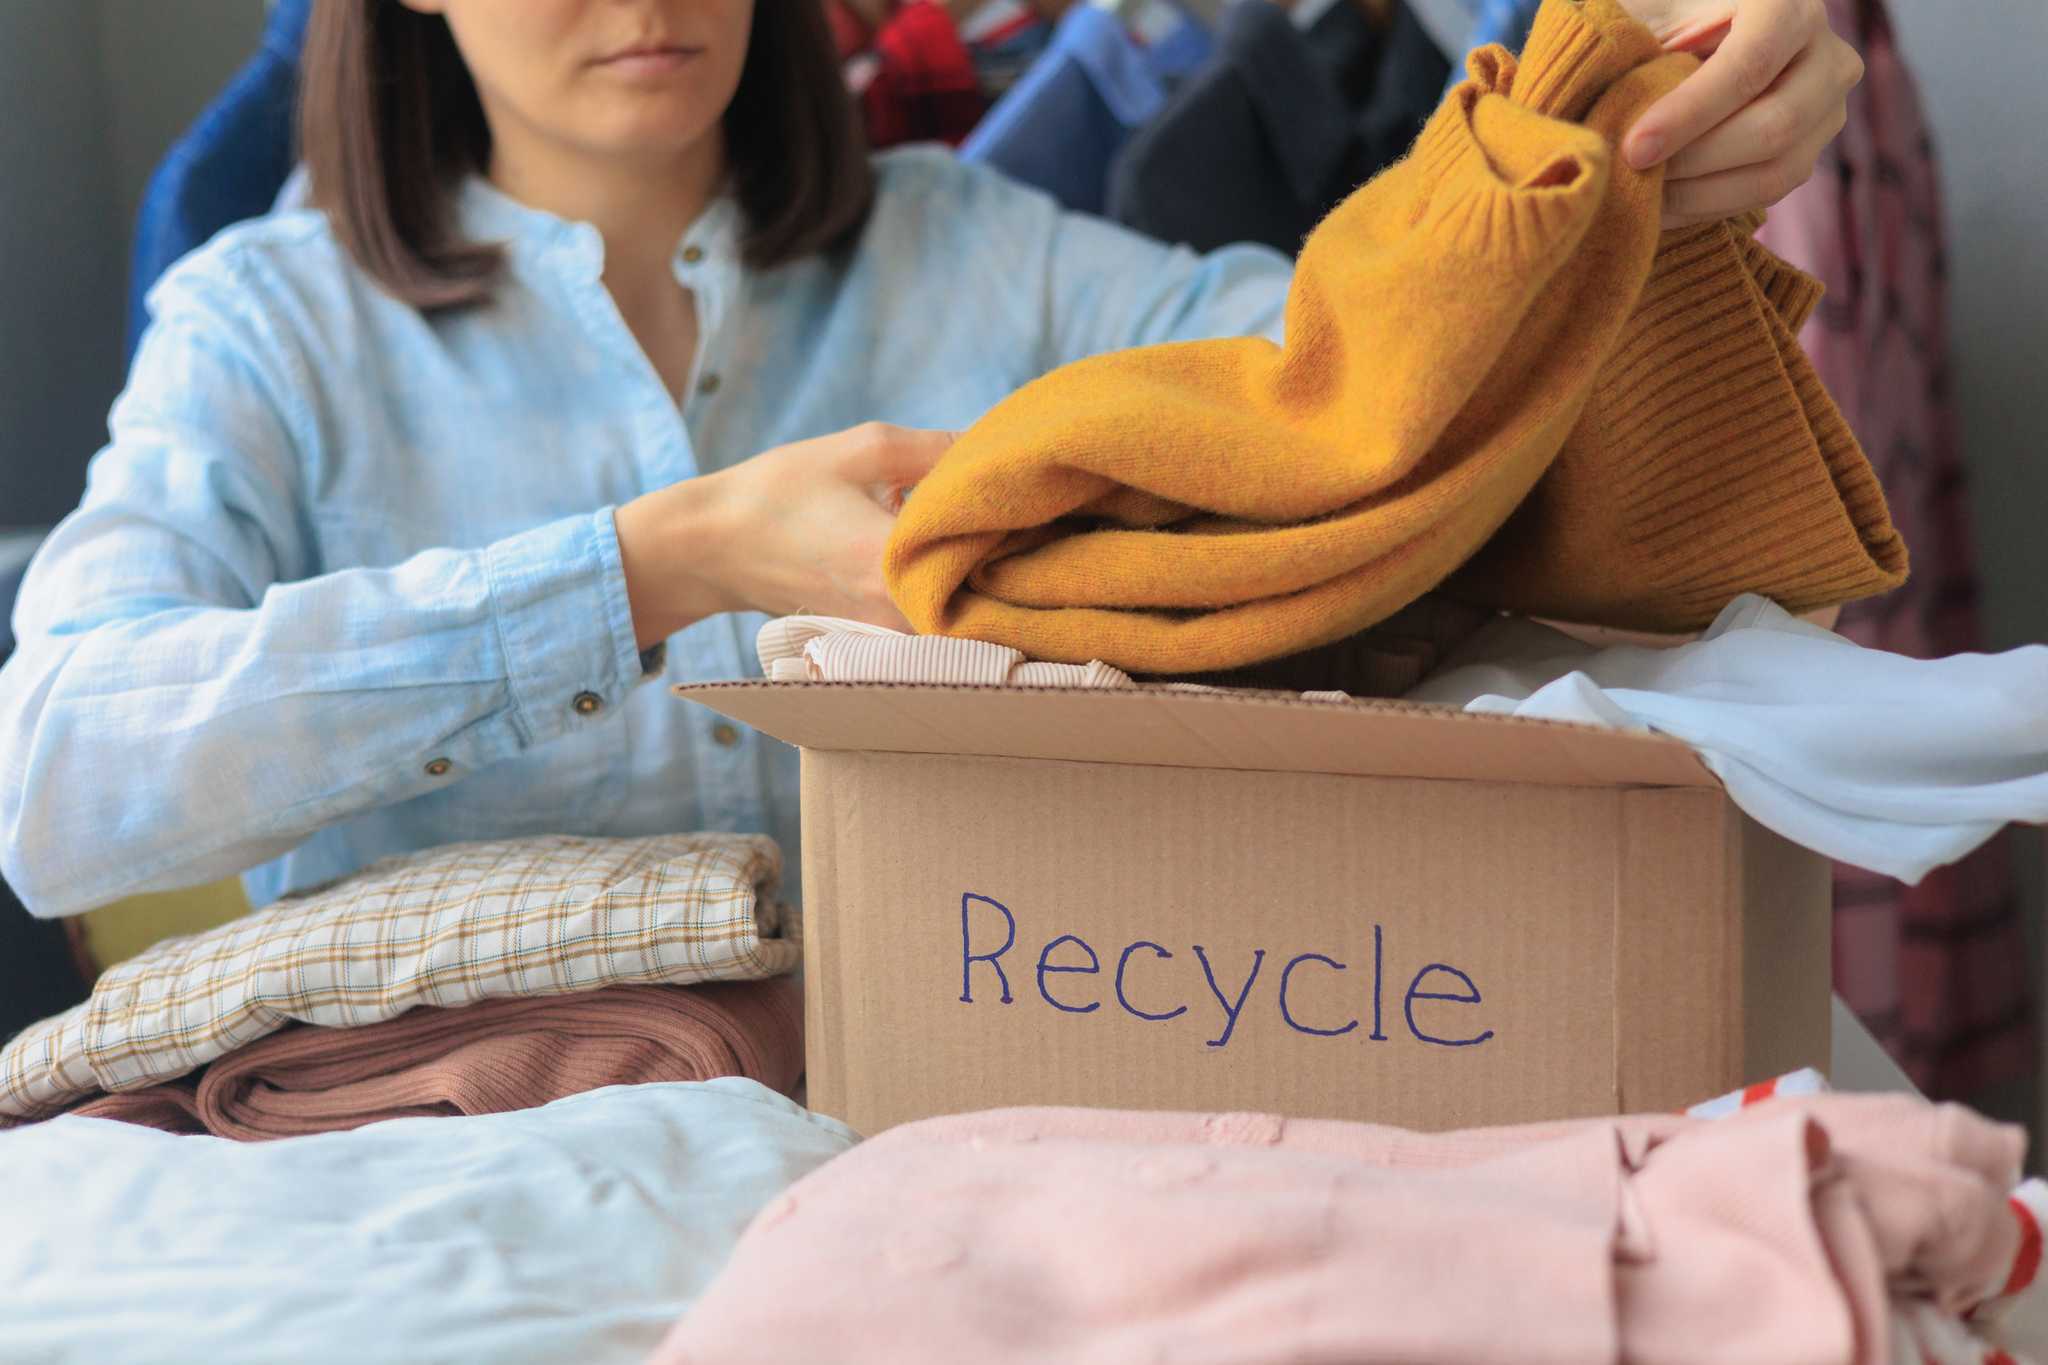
[595,45,704,77]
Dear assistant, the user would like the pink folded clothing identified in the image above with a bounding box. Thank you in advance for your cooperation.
[69,1079,206,1135]
[652,1090,2036,1365]
[757,614,1142,687]
[66,979,802,1141]
[757,595,1493,698]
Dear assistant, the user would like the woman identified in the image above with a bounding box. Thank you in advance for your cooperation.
[0,0,1861,918]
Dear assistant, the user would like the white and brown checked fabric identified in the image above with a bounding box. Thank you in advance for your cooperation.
[0,832,798,1125]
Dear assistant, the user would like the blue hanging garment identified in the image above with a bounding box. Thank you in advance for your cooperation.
[960,2,1211,214]
[126,0,313,361]
[1138,4,1218,82]
[1440,0,1542,93]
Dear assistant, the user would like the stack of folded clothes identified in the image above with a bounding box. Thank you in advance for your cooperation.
[65,981,800,1140]
[0,832,804,1138]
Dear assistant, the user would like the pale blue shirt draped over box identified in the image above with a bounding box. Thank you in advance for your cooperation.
[0,148,1291,919]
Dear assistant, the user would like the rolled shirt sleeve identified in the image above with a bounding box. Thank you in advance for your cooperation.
[0,252,657,919]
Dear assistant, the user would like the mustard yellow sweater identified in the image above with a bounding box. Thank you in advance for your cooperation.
[884,0,1906,674]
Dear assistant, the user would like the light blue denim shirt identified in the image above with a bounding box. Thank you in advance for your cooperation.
[0,148,1291,919]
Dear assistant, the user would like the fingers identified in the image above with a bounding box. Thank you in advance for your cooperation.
[832,500,916,631]
[833,422,959,488]
[1659,116,1838,228]
[1625,0,1825,169]
[1662,32,1854,181]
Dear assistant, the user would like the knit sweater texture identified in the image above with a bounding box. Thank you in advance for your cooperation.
[884,0,1906,673]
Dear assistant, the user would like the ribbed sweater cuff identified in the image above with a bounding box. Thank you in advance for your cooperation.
[1599,225,1909,621]
[1407,50,1612,262]
[1512,0,1666,121]
[1737,228,1827,333]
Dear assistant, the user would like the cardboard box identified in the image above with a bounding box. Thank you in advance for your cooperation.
[676,682,1832,1137]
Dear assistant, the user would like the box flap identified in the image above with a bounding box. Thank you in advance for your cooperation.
[675,681,1718,789]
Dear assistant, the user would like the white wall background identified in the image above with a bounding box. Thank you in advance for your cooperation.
[95,1,272,237]
[0,0,263,528]
[0,1,126,529]
[1890,0,2048,659]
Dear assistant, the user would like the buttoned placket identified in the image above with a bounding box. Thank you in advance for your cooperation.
[504,199,764,828]
[663,207,768,834]
[380,179,765,822]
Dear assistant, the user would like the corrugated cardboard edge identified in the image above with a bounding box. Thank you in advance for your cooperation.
[1615,789,1736,1112]
[798,751,847,1122]
[1737,814,1834,1083]
[1613,793,1831,1111]
[675,680,1722,790]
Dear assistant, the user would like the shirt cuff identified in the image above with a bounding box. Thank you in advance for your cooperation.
[484,508,655,749]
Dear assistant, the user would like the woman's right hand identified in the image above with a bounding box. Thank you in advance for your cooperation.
[615,422,956,649]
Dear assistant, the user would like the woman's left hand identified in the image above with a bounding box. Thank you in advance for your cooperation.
[1615,0,1863,229]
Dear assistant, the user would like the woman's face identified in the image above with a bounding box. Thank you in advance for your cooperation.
[399,0,756,163]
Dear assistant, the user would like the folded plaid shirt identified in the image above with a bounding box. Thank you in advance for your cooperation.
[0,832,798,1124]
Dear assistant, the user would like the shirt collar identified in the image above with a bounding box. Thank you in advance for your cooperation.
[455,175,746,286]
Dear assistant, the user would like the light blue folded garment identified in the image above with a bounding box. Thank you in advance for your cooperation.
[0,1078,857,1365]
[1408,594,2048,883]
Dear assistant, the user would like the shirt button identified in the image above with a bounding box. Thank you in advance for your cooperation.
[424,757,453,777]
[681,244,704,264]
[696,372,722,396]
[572,691,604,716]
[711,722,742,748]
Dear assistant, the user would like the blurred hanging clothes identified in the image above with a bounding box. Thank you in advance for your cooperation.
[1353,0,1453,166]
[959,2,1214,214]
[1462,0,1541,51]
[1401,0,1481,58]
[1434,0,1540,94]
[1136,0,1220,79]
[1107,1,1446,255]
[960,0,1057,101]
[825,0,875,60]
[845,2,990,149]
[1754,0,2031,1100]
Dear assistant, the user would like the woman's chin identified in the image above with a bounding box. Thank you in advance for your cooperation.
[579,110,727,163]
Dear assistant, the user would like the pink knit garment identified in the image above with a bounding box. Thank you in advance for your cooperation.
[754,611,1466,698]
[66,979,802,1140]
[653,1092,2030,1365]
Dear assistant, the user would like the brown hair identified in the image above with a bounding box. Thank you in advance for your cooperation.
[299,1,874,311]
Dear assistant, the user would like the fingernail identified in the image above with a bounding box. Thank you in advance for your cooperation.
[1627,133,1662,169]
